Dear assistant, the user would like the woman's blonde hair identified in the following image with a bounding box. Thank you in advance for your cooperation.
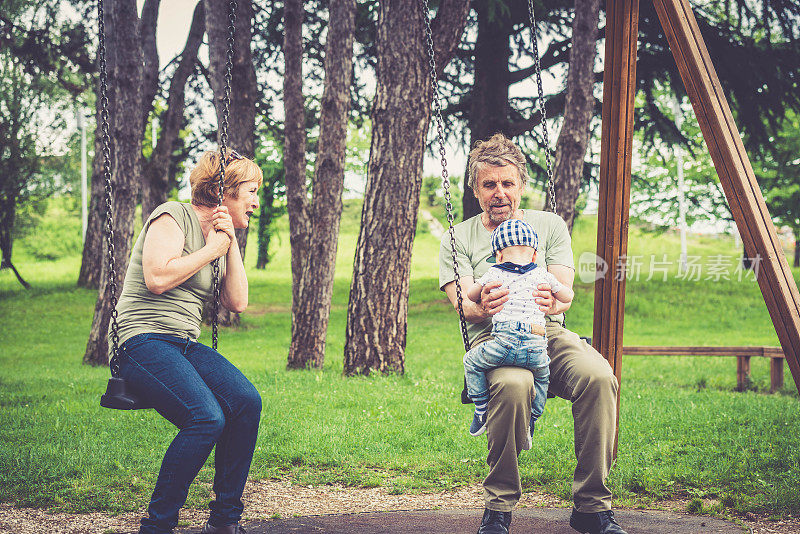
[189,149,263,207]
[467,133,529,190]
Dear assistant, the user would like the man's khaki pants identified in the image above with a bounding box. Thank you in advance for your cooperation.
[478,321,618,513]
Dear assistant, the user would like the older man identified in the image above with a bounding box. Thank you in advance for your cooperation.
[439,134,626,534]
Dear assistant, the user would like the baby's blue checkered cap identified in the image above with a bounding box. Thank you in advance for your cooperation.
[490,219,539,256]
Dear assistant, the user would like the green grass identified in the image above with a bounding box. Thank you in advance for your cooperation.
[1,199,799,518]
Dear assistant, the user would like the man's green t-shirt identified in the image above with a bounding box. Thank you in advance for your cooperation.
[438,210,574,346]
[113,201,225,349]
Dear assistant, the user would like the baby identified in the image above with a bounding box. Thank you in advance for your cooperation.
[464,219,574,440]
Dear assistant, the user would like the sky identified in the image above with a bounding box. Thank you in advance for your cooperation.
[140,0,198,65]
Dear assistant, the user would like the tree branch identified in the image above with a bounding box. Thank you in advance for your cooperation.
[430,0,471,78]
[140,0,161,131]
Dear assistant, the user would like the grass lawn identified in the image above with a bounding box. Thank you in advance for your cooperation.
[1,200,799,519]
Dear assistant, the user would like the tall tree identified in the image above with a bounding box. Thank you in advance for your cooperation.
[141,1,205,221]
[84,0,143,366]
[287,0,357,369]
[456,1,572,219]
[462,2,516,218]
[282,0,312,344]
[343,0,470,375]
[79,0,159,286]
[1,3,93,286]
[549,0,600,232]
[757,111,800,268]
[78,5,115,289]
[205,0,258,327]
[77,103,112,288]
[255,143,285,270]
[0,54,39,289]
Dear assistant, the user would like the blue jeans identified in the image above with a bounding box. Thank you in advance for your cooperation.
[463,322,550,422]
[118,333,262,534]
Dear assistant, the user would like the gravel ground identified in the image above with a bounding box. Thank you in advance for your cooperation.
[0,481,798,534]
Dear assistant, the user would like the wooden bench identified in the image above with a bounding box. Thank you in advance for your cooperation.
[622,346,786,393]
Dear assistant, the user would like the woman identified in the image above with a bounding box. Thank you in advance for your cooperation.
[114,149,262,534]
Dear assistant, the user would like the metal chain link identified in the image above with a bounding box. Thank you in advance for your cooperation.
[211,0,237,351]
[418,0,470,352]
[527,0,557,215]
[528,0,567,327]
[98,0,120,376]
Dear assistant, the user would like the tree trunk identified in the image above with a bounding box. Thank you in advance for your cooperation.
[0,201,30,289]
[78,5,116,290]
[282,0,312,338]
[205,0,257,327]
[287,0,356,369]
[139,0,160,133]
[84,0,143,366]
[142,1,205,222]
[77,143,108,289]
[463,2,513,220]
[793,228,799,268]
[549,0,600,233]
[255,175,277,269]
[343,0,469,376]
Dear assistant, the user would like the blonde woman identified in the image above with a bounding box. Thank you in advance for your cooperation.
[114,150,261,534]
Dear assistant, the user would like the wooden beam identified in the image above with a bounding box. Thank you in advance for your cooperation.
[623,346,784,358]
[594,0,639,457]
[623,346,785,393]
[737,355,752,391]
[771,358,785,393]
[652,0,800,396]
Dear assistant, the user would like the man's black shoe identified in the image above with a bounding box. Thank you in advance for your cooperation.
[569,509,628,534]
[477,508,512,534]
[200,523,246,534]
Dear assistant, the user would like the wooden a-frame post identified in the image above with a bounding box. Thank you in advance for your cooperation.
[593,0,640,456]
[595,0,800,452]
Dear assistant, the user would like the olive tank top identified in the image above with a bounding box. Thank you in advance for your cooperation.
[113,201,225,348]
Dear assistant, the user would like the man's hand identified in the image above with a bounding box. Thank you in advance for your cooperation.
[479,281,509,317]
[444,279,509,323]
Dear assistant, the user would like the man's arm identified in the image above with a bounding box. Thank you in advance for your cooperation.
[443,277,509,323]
[535,264,575,315]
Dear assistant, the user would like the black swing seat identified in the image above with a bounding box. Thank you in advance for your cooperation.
[100,377,151,410]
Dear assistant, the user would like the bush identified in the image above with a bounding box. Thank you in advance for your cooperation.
[15,197,83,261]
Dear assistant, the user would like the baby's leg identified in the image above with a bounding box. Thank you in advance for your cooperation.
[464,339,508,435]
[531,365,550,423]
[528,345,551,437]
[464,339,508,406]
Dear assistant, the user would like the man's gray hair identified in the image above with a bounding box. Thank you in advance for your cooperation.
[467,133,529,190]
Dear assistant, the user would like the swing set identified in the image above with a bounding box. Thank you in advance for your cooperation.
[99,0,238,410]
[100,0,800,418]
[424,0,800,433]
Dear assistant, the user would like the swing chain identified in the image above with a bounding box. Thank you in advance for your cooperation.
[527,0,557,215]
[418,0,470,352]
[211,0,237,351]
[98,0,120,376]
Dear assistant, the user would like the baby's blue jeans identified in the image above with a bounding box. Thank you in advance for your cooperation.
[463,321,550,421]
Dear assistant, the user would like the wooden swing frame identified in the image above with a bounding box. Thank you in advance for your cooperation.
[596,0,800,452]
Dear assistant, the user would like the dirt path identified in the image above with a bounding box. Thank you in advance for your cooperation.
[1,481,799,534]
